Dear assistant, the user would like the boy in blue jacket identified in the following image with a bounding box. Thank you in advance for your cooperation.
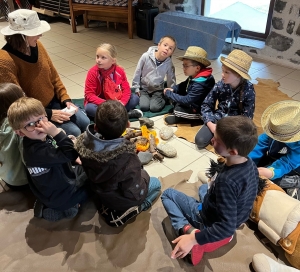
[164,46,215,125]
[249,100,300,199]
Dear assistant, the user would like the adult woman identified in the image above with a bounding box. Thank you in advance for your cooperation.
[0,9,89,136]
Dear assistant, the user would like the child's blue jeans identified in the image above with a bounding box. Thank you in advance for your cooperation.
[141,177,161,211]
[161,184,208,234]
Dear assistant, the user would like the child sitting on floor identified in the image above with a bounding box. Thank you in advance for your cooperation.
[75,100,161,227]
[8,97,89,221]
[163,46,215,125]
[0,83,29,190]
[249,100,300,200]
[132,35,176,113]
[195,49,255,149]
[161,115,259,265]
[84,43,142,119]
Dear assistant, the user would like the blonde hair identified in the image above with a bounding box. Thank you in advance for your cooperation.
[97,43,118,63]
[8,97,46,130]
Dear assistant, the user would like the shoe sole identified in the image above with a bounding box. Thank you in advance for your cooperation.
[109,206,140,224]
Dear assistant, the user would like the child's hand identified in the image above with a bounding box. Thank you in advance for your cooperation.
[163,88,173,95]
[75,157,82,165]
[36,119,61,137]
[207,122,216,133]
[51,110,71,123]
[136,91,140,97]
[258,167,273,179]
[171,234,198,259]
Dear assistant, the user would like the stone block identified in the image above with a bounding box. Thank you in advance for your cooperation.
[265,31,293,51]
[286,20,295,34]
[272,17,284,30]
[274,0,287,13]
[296,23,300,36]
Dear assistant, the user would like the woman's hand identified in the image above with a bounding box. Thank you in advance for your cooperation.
[65,102,78,113]
[51,110,72,123]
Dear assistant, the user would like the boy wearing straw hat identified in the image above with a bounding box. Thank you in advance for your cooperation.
[163,46,215,125]
[249,100,300,199]
[195,49,255,149]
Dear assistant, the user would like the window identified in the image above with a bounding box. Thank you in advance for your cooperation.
[201,0,275,39]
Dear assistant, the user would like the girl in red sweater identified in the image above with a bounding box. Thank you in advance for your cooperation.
[84,43,142,119]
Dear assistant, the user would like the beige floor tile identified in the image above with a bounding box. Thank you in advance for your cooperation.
[285,69,300,81]
[47,45,73,54]
[67,71,88,84]
[57,65,86,77]
[158,138,205,172]
[260,64,294,77]
[292,93,300,101]
[52,59,74,69]
[117,59,137,69]
[278,87,298,98]
[68,84,85,99]
[55,49,83,58]
[181,155,213,183]
[76,60,97,70]
[67,54,92,65]
[144,162,174,178]
[249,60,271,70]
[250,70,283,82]
[278,77,300,92]
[61,77,78,88]
[121,50,140,59]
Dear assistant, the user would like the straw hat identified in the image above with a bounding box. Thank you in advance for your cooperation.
[261,100,300,143]
[177,46,211,67]
[220,49,252,80]
[1,9,50,36]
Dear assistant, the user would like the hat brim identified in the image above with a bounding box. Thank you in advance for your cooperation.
[177,56,211,67]
[261,100,300,143]
[1,20,50,36]
[220,56,251,80]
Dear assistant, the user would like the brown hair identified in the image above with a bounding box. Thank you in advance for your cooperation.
[158,35,177,51]
[0,83,24,124]
[8,97,46,130]
[95,100,128,140]
[5,34,27,54]
[216,115,257,157]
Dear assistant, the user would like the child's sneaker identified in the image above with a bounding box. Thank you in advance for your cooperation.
[42,204,79,222]
[33,199,44,218]
[99,204,141,227]
[128,109,143,119]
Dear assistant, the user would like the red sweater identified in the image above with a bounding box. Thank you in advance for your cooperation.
[84,65,131,106]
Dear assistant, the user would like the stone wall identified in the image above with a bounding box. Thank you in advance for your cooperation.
[149,0,201,15]
[262,0,300,66]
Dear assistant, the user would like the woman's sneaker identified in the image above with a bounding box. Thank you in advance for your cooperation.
[128,109,143,119]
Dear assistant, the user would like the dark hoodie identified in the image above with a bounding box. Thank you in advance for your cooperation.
[75,125,150,211]
[164,68,215,113]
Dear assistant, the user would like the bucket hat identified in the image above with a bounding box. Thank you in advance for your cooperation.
[220,49,252,80]
[261,100,300,143]
[1,9,50,36]
[177,46,211,67]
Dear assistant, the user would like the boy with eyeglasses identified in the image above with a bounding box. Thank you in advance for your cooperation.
[164,46,215,125]
[7,97,89,222]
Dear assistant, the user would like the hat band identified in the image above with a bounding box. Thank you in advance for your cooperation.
[224,59,248,74]
[269,125,300,139]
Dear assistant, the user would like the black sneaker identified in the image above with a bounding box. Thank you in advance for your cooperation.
[128,109,143,119]
[33,199,44,218]
[99,204,141,227]
[42,204,79,222]
[165,115,182,125]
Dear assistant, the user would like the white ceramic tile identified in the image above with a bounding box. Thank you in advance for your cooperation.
[158,138,205,172]
[249,70,283,82]
[285,69,300,81]
[68,84,85,99]
[143,162,174,178]
[57,65,86,77]
[278,87,298,98]
[260,64,294,77]
[67,71,89,84]
[278,77,300,92]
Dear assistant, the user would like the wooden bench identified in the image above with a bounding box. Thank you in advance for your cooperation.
[68,0,138,39]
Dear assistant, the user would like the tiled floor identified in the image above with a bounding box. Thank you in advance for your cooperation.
[1,19,300,183]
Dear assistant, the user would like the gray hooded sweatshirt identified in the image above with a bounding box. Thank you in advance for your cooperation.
[132,46,176,93]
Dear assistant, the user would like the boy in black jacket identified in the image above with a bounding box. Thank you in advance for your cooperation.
[164,46,215,125]
[8,97,88,222]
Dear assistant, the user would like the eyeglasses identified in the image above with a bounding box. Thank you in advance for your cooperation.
[182,64,196,69]
[24,116,48,132]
